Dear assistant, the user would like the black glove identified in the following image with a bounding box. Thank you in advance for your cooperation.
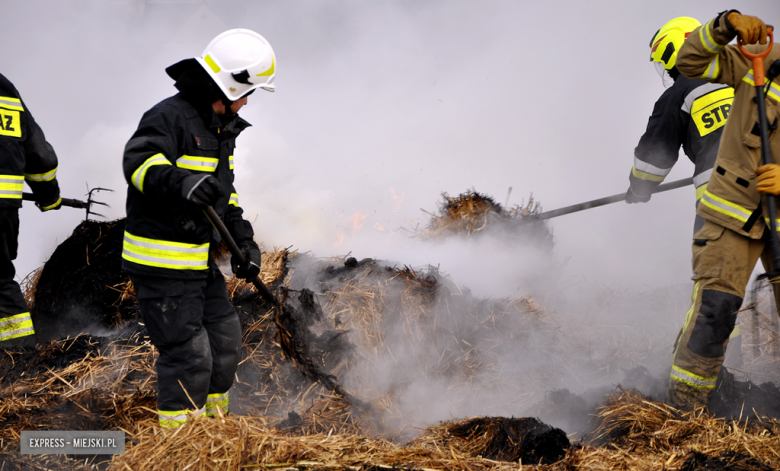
[625,187,651,204]
[231,242,261,280]
[36,196,62,212]
[181,174,224,206]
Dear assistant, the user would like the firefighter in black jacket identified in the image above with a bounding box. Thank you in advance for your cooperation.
[627,17,733,236]
[122,29,274,428]
[0,73,62,348]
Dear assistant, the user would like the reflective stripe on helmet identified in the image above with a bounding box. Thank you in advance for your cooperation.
[699,20,725,54]
[670,365,716,389]
[632,158,672,182]
[176,155,219,172]
[24,167,57,182]
[204,392,229,416]
[131,154,172,193]
[122,231,209,270]
[0,96,23,112]
[0,312,35,341]
[229,155,234,170]
[229,193,238,207]
[0,175,24,199]
[700,190,751,222]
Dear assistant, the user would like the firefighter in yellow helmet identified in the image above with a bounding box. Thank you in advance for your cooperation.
[122,29,273,427]
[666,10,776,409]
[626,17,734,237]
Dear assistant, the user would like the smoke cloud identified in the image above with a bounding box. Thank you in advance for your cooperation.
[6,0,778,435]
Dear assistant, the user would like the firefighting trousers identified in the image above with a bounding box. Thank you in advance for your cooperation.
[129,266,242,427]
[0,208,35,347]
[669,220,780,408]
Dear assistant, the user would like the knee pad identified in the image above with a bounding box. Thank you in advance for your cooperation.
[687,289,742,358]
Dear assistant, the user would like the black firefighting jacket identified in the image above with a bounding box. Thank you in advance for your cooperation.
[0,73,60,209]
[629,73,733,231]
[121,93,256,280]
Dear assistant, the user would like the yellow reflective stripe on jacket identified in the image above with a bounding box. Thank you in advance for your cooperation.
[701,55,720,80]
[0,312,35,341]
[670,365,716,389]
[0,175,24,199]
[24,167,57,182]
[131,154,171,193]
[700,189,751,222]
[204,392,229,416]
[229,155,234,170]
[747,73,780,101]
[229,193,238,207]
[699,20,725,54]
[632,157,672,182]
[689,87,733,137]
[176,155,219,172]
[680,282,700,341]
[0,96,23,112]
[122,231,209,270]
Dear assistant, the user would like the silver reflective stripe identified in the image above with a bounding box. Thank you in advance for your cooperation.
[207,392,228,403]
[693,169,713,188]
[124,235,209,255]
[0,177,23,184]
[681,83,728,113]
[132,155,170,192]
[0,326,34,340]
[0,313,31,327]
[0,189,22,197]
[671,366,716,389]
[121,249,209,267]
[634,157,672,177]
[701,191,752,221]
[24,168,57,182]
[0,97,22,110]
[699,21,724,54]
[159,412,188,422]
[744,71,755,85]
[701,56,720,80]
[229,193,238,206]
[176,156,218,172]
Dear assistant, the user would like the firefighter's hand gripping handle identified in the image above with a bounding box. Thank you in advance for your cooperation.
[200,204,279,308]
[737,27,774,86]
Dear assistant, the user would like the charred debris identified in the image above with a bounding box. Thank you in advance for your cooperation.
[2,189,780,469]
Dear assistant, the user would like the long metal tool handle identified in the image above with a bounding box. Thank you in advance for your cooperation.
[740,29,780,272]
[202,205,279,307]
[22,192,89,209]
[528,176,693,222]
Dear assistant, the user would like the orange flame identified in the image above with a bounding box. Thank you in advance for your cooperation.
[390,188,404,212]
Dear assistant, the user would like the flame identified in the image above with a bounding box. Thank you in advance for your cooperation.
[390,188,404,212]
[350,213,367,230]
[334,212,367,247]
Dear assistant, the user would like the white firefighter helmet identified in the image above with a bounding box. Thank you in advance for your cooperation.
[196,28,276,100]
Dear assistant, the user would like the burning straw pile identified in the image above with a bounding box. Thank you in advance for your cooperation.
[412,189,553,250]
[5,209,780,469]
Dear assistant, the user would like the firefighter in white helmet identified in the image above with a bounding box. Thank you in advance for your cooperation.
[121,29,274,428]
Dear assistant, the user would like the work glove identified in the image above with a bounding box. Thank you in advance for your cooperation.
[36,196,62,212]
[625,187,651,204]
[231,242,261,280]
[180,174,225,207]
[727,11,769,45]
[756,164,780,194]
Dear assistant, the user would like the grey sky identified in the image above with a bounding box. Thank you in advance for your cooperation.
[5,0,779,294]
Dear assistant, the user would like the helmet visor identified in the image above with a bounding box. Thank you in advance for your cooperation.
[654,61,674,88]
